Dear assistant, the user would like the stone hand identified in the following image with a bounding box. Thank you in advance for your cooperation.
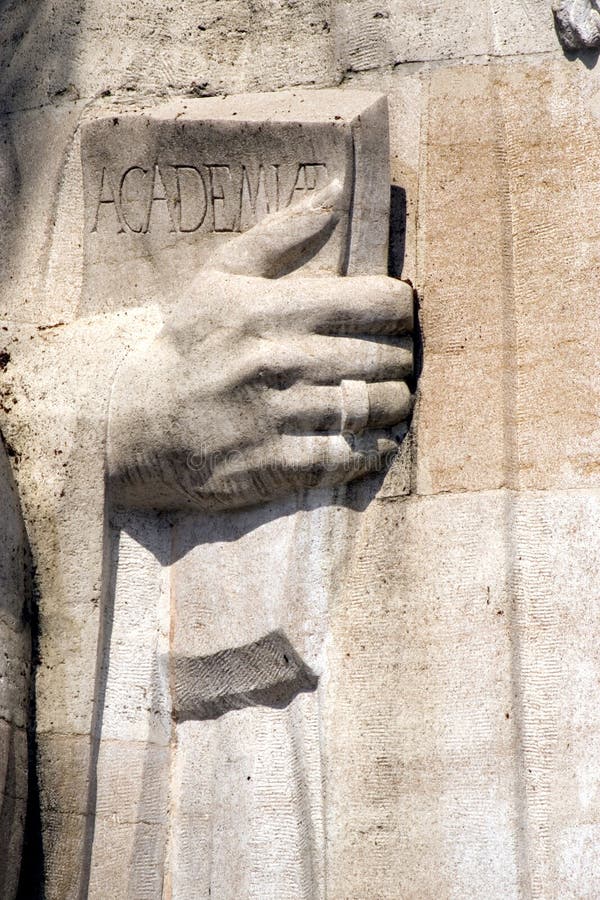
[107,181,414,511]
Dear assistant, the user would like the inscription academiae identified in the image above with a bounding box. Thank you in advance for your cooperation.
[91,161,330,234]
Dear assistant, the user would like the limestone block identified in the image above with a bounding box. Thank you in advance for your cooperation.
[334,0,396,73]
[0,444,29,900]
[5,6,600,897]
[69,86,416,898]
[0,720,28,900]
[1,85,418,897]
[338,70,424,284]
[91,92,415,516]
[98,515,171,746]
[88,741,170,899]
[0,104,85,324]
[87,819,168,900]
[324,486,600,898]
[170,694,325,899]
[326,489,520,898]
[0,620,29,730]
[335,0,558,72]
[415,60,600,495]
[36,733,170,899]
[80,90,390,314]
[37,734,92,820]
[164,492,358,896]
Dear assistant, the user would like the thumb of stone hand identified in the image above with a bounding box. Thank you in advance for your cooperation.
[206,179,343,279]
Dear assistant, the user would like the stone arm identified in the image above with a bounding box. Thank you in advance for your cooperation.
[107,183,414,511]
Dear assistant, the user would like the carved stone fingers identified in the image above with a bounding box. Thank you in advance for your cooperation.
[191,432,402,509]
[269,382,413,434]
[250,274,413,337]
[289,334,413,384]
[207,180,344,278]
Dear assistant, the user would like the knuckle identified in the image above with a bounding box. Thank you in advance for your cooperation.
[241,343,302,388]
[388,275,413,295]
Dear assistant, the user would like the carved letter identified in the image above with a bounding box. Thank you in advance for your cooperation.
[173,165,208,233]
[144,165,177,234]
[119,166,149,233]
[207,165,235,232]
[288,163,329,206]
[238,164,271,231]
[272,164,281,212]
[91,167,125,233]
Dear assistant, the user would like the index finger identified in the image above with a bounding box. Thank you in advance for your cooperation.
[250,275,414,336]
[206,179,344,279]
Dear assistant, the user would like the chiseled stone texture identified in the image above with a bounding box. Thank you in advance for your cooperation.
[325,487,600,899]
[0,0,335,115]
[414,60,600,496]
[335,0,558,71]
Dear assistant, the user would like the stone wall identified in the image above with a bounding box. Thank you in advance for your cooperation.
[2,1,600,897]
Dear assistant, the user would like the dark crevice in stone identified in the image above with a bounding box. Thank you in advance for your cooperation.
[16,549,44,899]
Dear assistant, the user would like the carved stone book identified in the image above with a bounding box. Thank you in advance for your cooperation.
[80,90,390,314]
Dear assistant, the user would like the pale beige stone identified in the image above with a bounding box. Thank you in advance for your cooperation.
[414,61,600,496]
[326,487,600,899]
[0,0,336,116]
[1,88,415,897]
[335,0,558,71]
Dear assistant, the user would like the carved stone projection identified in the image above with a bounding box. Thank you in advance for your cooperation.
[59,91,415,898]
[553,0,600,48]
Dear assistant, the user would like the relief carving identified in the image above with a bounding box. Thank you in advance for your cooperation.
[92,161,330,235]
[1,90,415,898]
[83,91,414,896]
[107,179,413,512]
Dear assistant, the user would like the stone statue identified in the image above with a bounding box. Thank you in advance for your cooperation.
[1,90,414,897]
[4,4,600,897]
[102,187,412,897]
[107,181,412,512]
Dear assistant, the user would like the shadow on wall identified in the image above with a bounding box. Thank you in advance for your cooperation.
[390,183,422,393]
[0,4,84,897]
[14,524,42,900]
[388,184,407,280]
[560,42,600,68]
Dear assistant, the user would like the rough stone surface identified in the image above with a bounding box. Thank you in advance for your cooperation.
[2,87,414,897]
